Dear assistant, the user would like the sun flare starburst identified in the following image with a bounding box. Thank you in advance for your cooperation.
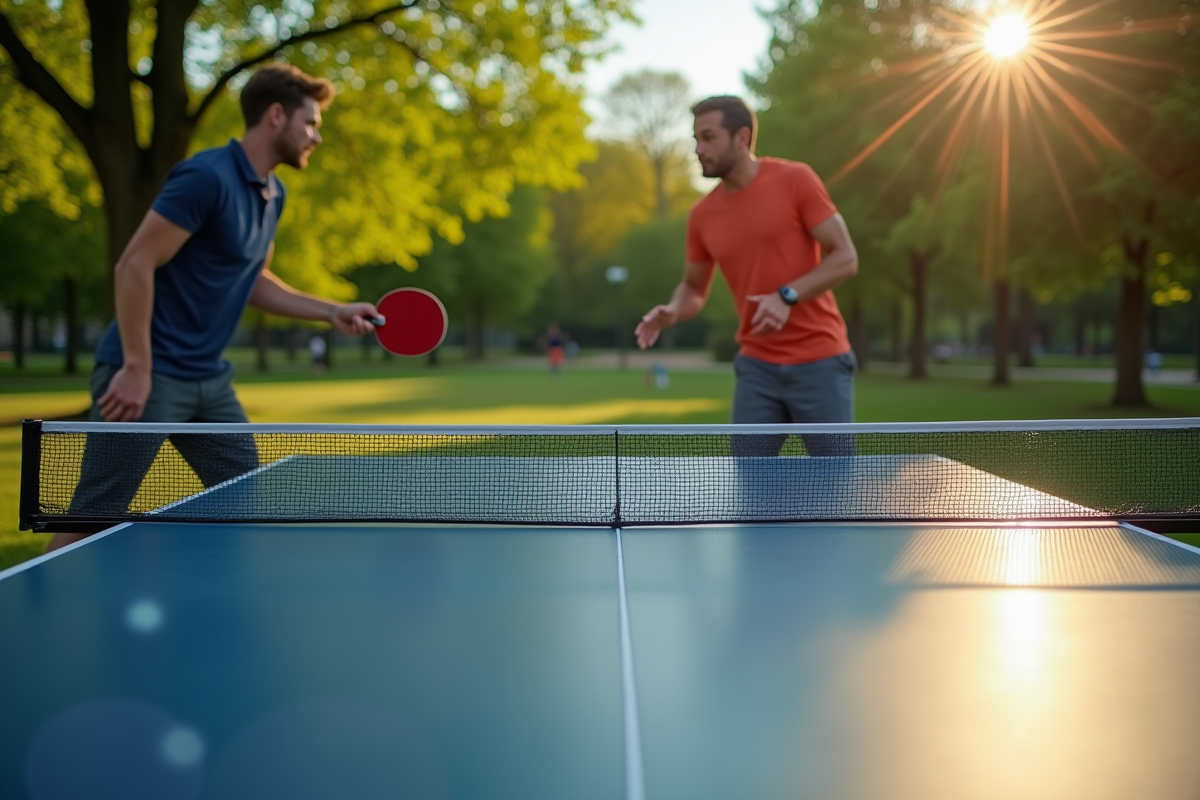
[831,0,1188,270]
[985,13,1031,59]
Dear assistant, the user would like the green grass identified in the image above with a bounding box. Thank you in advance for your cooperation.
[3,360,1199,570]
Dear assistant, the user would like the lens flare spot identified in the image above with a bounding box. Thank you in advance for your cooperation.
[126,599,164,634]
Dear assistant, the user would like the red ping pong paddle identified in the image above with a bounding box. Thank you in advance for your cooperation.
[370,288,448,357]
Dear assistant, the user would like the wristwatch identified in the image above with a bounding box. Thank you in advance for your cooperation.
[778,285,799,305]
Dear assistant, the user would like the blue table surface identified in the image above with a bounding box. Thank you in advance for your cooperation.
[3,519,1200,800]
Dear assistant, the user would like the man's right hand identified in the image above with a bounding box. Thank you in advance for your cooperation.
[635,305,679,350]
[97,366,152,422]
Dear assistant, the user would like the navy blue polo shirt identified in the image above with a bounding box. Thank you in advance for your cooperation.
[96,140,286,379]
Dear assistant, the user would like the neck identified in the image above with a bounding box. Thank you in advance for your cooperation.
[720,154,760,192]
[238,129,280,180]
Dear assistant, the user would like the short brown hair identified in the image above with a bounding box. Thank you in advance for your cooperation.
[691,95,757,152]
[240,64,335,128]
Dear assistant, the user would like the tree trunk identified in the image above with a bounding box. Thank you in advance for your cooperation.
[909,252,927,379]
[322,329,334,370]
[1015,287,1035,368]
[96,167,169,317]
[286,325,298,361]
[653,155,668,219]
[1112,241,1148,406]
[361,332,372,361]
[991,279,1010,386]
[12,303,26,369]
[427,348,438,367]
[467,300,485,359]
[255,314,269,373]
[890,299,903,363]
[1146,300,1160,353]
[1073,311,1086,356]
[63,277,79,375]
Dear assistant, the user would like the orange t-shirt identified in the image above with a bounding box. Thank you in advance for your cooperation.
[686,158,851,365]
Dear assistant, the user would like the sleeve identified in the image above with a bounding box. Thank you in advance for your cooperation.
[685,206,713,265]
[796,163,839,231]
[151,160,222,233]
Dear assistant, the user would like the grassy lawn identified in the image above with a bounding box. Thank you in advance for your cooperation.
[3,358,1199,570]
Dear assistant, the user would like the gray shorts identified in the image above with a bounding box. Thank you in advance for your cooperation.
[88,361,250,423]
[731,351,857,457]
[72,363,257,516]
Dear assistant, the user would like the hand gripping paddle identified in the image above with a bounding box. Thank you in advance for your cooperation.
[370,288,449,357]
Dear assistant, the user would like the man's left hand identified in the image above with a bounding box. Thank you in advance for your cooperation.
[747,292,791,336]
[331,303,381,336]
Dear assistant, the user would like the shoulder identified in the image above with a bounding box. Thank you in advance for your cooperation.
[689,188,723,217]
[164,149,228,191]
[761,157,821,183]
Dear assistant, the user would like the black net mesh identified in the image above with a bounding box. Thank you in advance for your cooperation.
[24,422,1200,528]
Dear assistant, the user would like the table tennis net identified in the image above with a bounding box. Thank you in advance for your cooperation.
[21,421,1200,529]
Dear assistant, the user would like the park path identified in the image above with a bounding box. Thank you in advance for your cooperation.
[497,350,1200,387]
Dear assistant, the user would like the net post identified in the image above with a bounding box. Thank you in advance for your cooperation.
[612,429,622,527]
[19,419,42,531]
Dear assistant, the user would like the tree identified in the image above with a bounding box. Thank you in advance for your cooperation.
[546,140,677,330]
[0,0,633,302]
[0,196,106,371]
[1086,7,1200,404]
[414,185,555,358]
[602,69,693,219]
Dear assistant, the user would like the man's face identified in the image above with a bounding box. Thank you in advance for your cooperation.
[693,111,740,179]
[275,98,323,169]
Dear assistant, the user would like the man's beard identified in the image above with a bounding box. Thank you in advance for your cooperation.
[277,136,309,169]
[700,150,736,179]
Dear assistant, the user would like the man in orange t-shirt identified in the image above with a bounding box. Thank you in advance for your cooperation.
[635,96,859,455]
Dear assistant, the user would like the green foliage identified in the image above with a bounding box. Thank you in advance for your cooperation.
[544,139,699,330]
[1,0,634,322]
[0,197,106,315]
[396,185,555,342]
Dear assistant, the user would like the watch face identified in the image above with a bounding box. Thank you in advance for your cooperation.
[779,286,799,304]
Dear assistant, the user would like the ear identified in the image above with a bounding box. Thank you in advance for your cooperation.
[736,126,752,152]
[267,102,287,129]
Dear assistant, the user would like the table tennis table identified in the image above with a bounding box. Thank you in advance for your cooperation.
[4,420,1200,800]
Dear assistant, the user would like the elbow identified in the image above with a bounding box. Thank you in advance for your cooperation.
[843,251,859,280]
[113,253,153,283]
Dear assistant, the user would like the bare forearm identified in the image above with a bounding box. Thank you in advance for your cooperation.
[113,256,157,370]
[667,281,708,323]
[249,271,338,322]
[787,246,858,303]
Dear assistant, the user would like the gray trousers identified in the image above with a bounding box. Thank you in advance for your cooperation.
[731,352,857,457]
[70,362,258,515]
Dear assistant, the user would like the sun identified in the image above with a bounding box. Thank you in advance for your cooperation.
[984,13,1031,59]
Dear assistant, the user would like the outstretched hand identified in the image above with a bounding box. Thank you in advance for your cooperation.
[331,303,381,336]
[635,305,678,349]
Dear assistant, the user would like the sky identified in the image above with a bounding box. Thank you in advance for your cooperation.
[581,0,775,129]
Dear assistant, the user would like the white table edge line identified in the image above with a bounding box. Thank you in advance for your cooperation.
[0,522,132,582]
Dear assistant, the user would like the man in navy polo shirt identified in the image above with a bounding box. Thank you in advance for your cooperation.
[50,65,379,552]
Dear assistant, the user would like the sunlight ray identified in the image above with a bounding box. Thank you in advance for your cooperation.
[832,52,990,184]
[1027,48,1150,107]
[1023,58,1127,151]
[1038,17,1186,40]
[1033,41,1178,69]
[1029,0,1116,32]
